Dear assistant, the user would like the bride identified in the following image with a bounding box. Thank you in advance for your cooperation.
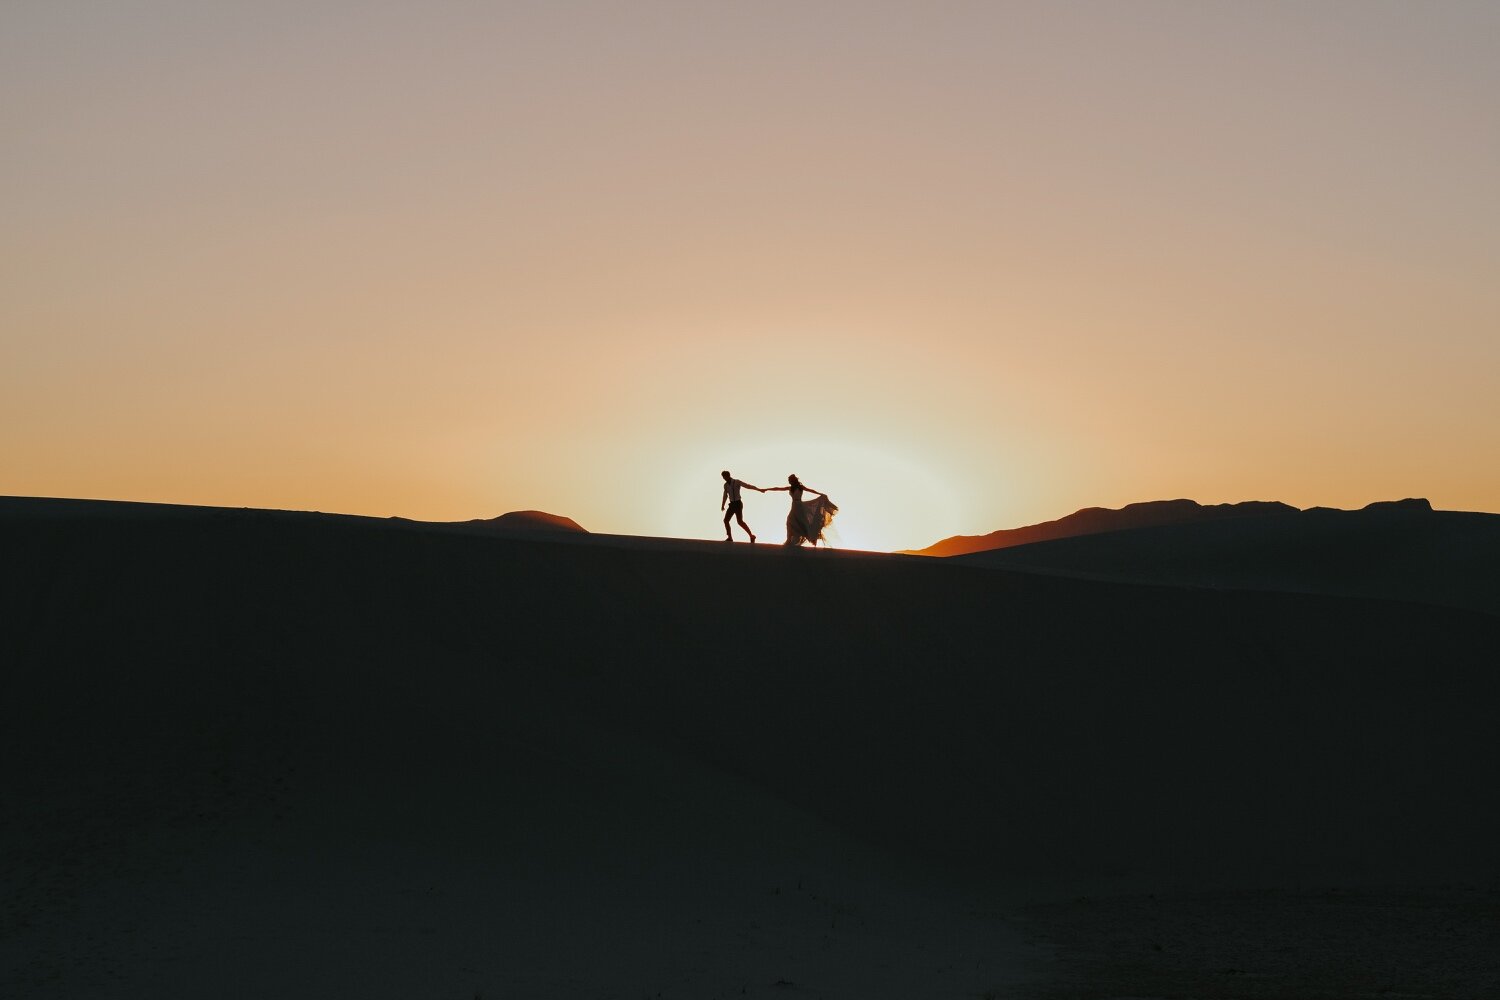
[765,474,838,547]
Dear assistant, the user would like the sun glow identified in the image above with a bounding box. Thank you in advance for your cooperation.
[700,441,965,552]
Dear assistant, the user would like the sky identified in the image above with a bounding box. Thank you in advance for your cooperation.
[3,1,1497,552]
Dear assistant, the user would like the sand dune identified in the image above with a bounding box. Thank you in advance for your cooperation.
[956,502,1500,618]
[3,498,1497,997]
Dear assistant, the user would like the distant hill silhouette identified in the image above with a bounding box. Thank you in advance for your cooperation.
[905,498,1299,557]
[464,509,587,533]
[0,496,588,536]
[953,498,1499,618]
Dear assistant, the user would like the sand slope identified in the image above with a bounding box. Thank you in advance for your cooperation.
[3,498,1498,997]
[956,503,1500,617]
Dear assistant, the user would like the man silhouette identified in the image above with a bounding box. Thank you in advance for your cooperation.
[721,470,764,542]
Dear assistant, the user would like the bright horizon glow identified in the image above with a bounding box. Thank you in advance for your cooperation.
[695,441,966,552]
[3,3,1497,549]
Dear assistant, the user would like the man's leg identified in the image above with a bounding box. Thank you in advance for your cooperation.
[723,508,734,539]
[736,510,756,543]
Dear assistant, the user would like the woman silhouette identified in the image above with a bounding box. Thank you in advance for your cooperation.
[765,474,838,547]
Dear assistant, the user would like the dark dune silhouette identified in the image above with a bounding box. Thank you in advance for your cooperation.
[3,497,1498,997]
[460,509,588,533]
[0,495,586,536]
[955,499,1500,618]
[905,498,1299,557]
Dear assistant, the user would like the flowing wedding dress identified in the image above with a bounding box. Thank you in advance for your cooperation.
[785,486,838,546]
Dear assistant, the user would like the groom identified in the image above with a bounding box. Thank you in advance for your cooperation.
[720,470,764,542]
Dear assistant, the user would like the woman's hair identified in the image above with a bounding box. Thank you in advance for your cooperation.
[788,473,800,485]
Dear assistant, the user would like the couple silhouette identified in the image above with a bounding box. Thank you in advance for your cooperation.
[721,470,839,548]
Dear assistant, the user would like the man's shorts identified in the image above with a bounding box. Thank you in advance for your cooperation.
[725,500,744,517]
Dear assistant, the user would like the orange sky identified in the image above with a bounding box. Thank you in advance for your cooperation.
[4,2,1498,551]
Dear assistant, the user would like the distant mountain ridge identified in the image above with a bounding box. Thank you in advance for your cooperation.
[946,498,1498,618]
[905,498,1310,557]
[466,510,587,533]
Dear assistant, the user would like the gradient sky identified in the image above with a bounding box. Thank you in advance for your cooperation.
[4,1,1497,551]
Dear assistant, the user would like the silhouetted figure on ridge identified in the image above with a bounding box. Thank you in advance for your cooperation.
[765,474,838,547]
[721,470,764,542]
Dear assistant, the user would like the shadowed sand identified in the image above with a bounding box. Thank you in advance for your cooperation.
[2,497,1498,997]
